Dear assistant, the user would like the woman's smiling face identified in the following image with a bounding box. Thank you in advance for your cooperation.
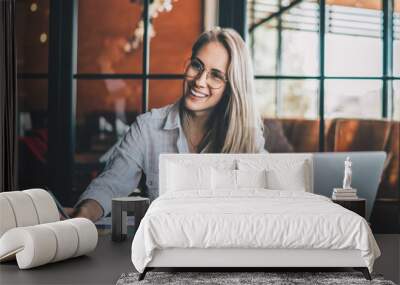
[183,41,230,116]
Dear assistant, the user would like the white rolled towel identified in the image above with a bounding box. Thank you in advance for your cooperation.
[24,189,60,224]
[1,191,40,228]
[0,218,98,269]
[0,189,59,238]
[0,196,17,237]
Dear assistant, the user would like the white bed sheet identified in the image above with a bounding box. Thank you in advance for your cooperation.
[131,190,380,273]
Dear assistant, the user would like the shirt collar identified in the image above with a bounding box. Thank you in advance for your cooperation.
[163,101,181,130]
[162,101,190,153]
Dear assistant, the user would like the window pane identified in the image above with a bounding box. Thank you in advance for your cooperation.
[77,0,143,74]
[394,0,400,76]
[74,79,142,197]
[281,30,319,76]
[281,1,319,76]
[247,0,319,76]
[325,1,383,76]
[75,79,142,154]
[395,39,400,76]
[254,79,319,152]
[325,79,382,118]
[149,0,202,74]
[280,80,318,118]
[254,80,276,118]
[255,79,319,153]
[248,0,319,76]
[149,80,182,110]
[247,0,278,75]
[16,0,49,73]
[17,79,49,189]
[251,24,278,75]
[394,80,400,121]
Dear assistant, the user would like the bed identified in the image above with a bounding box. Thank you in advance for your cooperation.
[131,154,380,280]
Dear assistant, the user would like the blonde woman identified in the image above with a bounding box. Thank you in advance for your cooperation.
[66,27,266,222]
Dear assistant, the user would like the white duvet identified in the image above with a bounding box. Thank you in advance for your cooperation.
[131,190,380,273]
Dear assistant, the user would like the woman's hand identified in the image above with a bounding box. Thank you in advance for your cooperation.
[60,207,76,220]
[62,200,104,222]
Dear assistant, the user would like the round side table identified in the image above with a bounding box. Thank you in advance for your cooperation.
[111,197,150,242]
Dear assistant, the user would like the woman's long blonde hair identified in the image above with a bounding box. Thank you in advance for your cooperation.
[181,27,263,153]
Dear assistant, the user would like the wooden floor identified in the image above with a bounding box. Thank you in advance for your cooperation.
[0,234,398,284]
[374,234,400,284]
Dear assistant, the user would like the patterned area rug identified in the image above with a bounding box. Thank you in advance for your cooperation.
[116,271,396,285]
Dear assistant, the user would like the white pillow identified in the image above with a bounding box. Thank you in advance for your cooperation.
[167,162,212,191]
[211,169,268,191]
[237,158,310,192]
[236,169,267,189]
[266,166,306,191]
[212,168,236,190]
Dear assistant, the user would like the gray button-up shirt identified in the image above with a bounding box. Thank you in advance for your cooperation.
[76,102,266,217]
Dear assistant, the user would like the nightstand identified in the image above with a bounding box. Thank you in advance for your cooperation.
[332,198,366,218]
[111,197,150,242]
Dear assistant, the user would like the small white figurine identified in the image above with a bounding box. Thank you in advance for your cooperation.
[343,156,352,189]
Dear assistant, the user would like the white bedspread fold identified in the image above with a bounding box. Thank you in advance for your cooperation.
[131,190,380,273]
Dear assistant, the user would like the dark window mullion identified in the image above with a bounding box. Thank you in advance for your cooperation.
[142,0,150,113]
[275,0,283,117]
[382,0,394,118]
[319,0,326,152]
[73,75,397,80]
[48,0,77,205]
[73,73,184,80]
[17,73,48,79]
[255,75,389,80]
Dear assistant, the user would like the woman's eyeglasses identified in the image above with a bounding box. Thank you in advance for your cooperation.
[184,58,228,89]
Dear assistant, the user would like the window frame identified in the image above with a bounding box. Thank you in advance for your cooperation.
[248,0,399,151]
[16,0,399,203]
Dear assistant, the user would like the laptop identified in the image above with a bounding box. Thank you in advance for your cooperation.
[313,151,386,220]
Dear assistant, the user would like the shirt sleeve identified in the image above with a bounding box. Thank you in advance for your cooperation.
[75,120,145,217]
[256,125,268,153]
